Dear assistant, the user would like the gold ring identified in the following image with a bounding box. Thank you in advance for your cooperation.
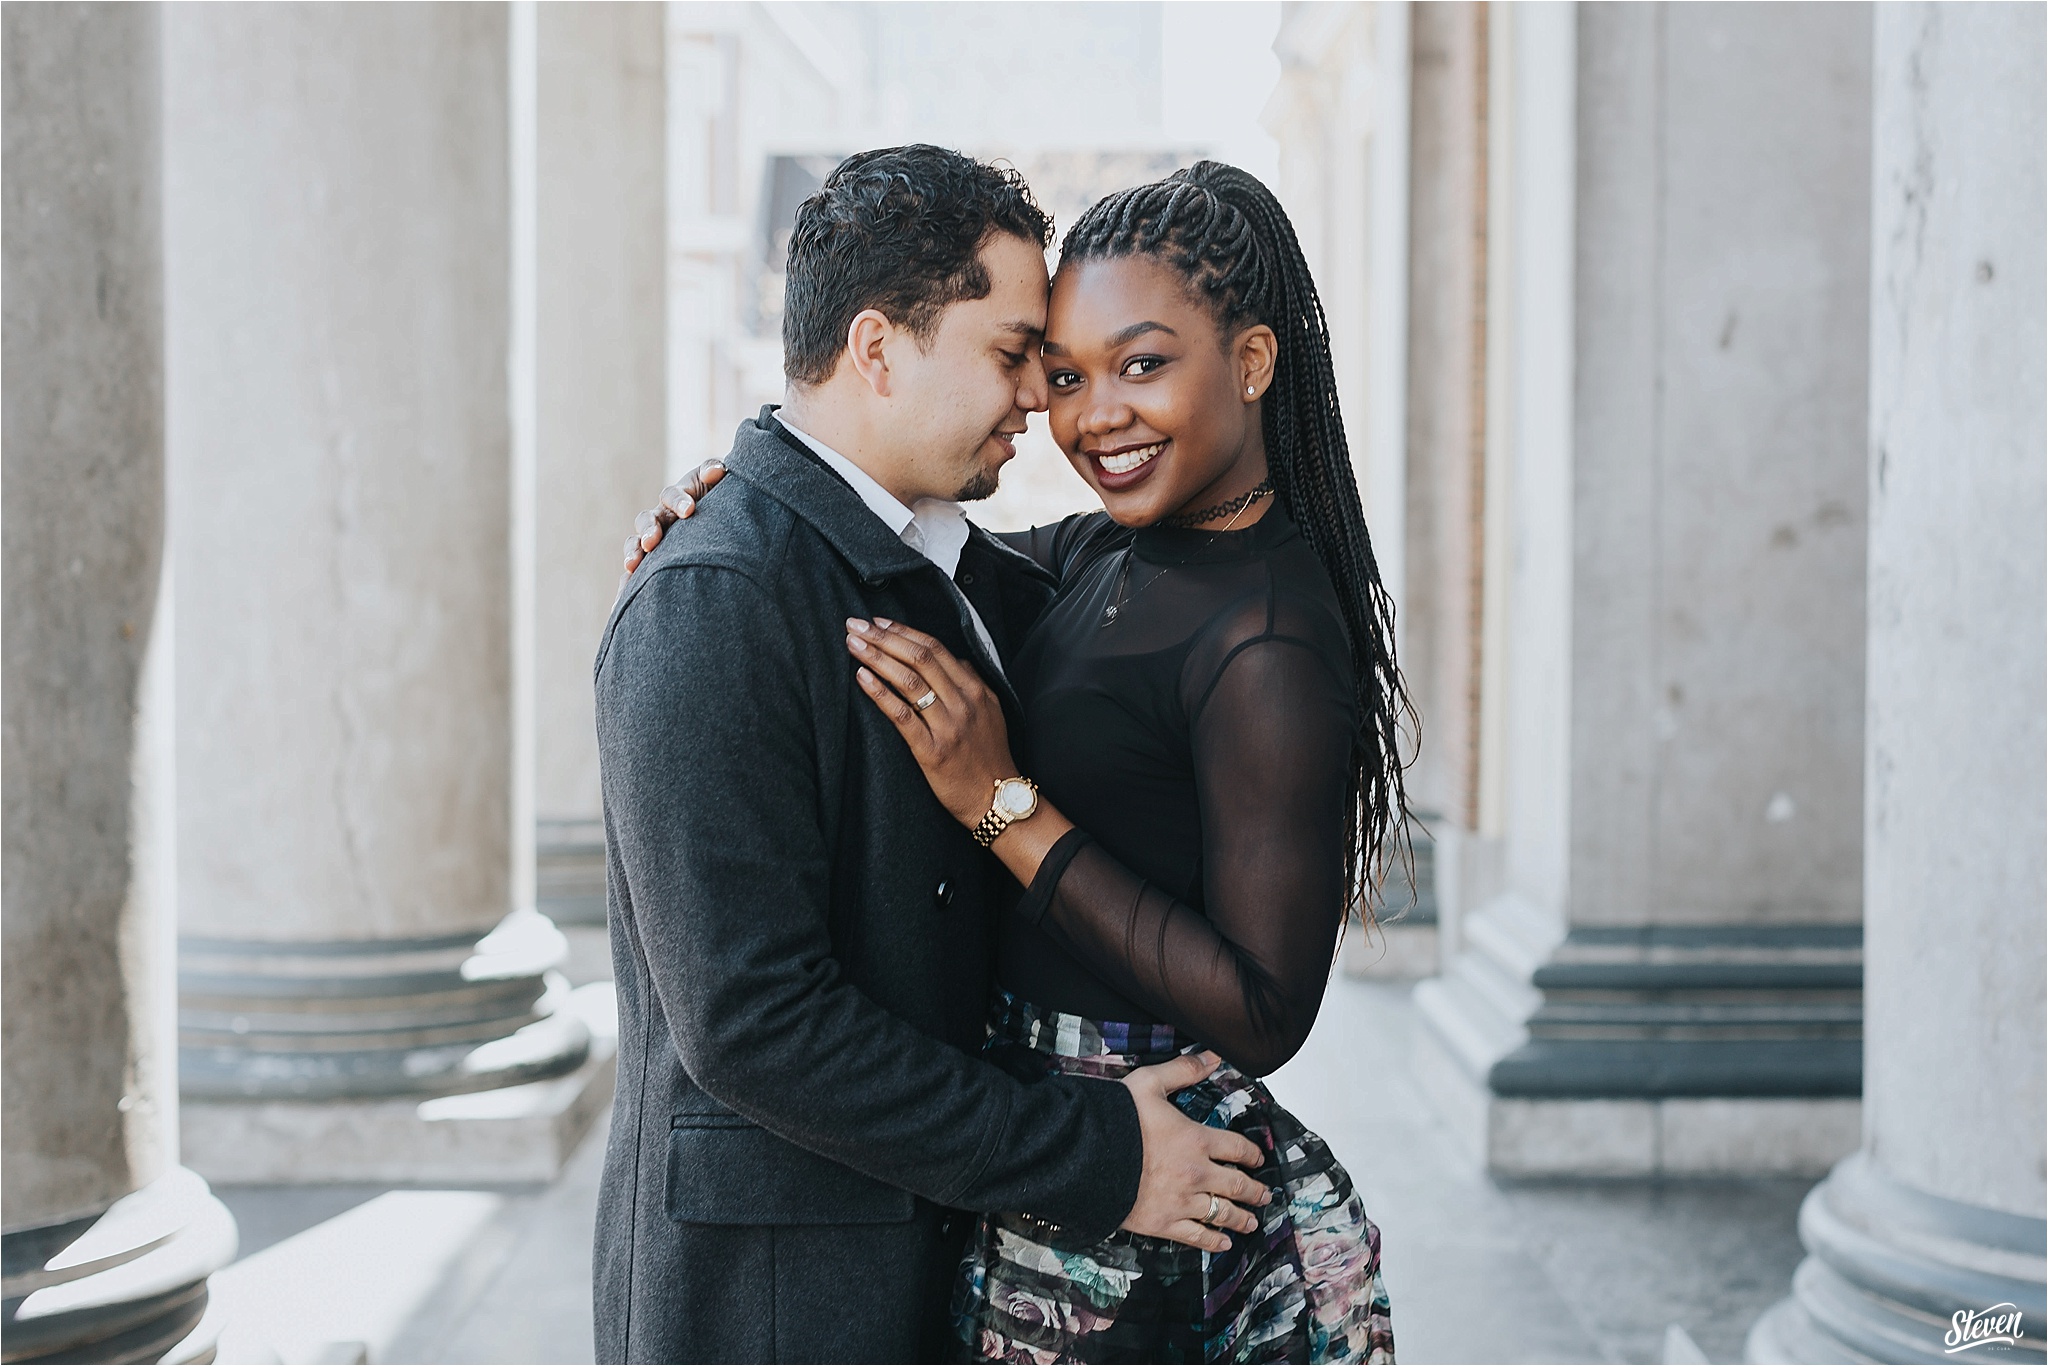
[914,690,938,712]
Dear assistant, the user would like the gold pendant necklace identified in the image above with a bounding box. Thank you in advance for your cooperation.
[1099,487,1266,628]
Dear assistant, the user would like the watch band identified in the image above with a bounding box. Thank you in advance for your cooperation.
[972,808,1010,848]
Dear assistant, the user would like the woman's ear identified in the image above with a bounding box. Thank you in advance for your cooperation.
[1237,324,1279,402]
[845,309,895,398]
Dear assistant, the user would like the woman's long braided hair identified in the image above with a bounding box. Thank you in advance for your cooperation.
[1061,161,1416,929]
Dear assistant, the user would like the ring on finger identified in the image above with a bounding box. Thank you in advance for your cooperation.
[1205,1194,1221,1226]
[913,690,939,712]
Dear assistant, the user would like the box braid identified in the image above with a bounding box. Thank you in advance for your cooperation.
[1061,161,1416,927]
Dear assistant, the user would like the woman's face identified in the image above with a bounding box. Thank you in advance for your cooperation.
[1041,255,1276,527]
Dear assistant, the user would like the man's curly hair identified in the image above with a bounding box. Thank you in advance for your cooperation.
[782,145,1052,386]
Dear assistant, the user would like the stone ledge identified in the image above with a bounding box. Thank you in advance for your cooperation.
[1413,1019,1860,1177]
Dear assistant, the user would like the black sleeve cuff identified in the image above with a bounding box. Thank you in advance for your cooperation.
[1016,826,1094,927]
[1034,1073,1143,1245]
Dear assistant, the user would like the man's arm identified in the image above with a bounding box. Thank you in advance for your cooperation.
[599,563,1264,1246]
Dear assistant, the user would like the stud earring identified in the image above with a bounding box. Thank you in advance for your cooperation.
[1246,385,1255,396]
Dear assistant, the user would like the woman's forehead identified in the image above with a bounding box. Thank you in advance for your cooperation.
[1047,256,1211,344]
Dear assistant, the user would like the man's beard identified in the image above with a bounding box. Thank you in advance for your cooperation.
[953,464,1001,502]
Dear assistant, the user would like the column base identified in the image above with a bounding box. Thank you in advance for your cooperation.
[1342,922,1440,979]
[181,983,616,1186]
[1413,1014,1860,1175]
[1412,896,1864,1176]
[2,1167,238,1365]
[1745,1153,2047,1364]
[1344,817,1441,978]
[179,911,590,1101]
[536,818,606,926]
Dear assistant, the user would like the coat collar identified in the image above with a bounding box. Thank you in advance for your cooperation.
[723,407,933,587]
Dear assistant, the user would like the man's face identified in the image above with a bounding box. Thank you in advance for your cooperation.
[886,232,1050,503]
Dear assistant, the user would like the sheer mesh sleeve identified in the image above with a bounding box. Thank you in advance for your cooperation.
[1013,594,1356,1076]
[993,512,1124,583]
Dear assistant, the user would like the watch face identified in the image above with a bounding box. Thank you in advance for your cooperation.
[996,778,1036,818]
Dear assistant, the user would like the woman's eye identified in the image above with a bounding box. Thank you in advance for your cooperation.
[1121,355,1165,378]
[1048,369,1081,390]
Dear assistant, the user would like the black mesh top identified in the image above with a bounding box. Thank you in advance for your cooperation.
[994,504,1356,1076]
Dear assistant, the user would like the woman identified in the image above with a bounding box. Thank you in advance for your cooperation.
[641,163,1406,1363]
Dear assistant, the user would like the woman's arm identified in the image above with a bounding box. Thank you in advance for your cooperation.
[847,617,1355,1076]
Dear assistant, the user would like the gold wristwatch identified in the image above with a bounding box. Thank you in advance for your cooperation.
[972,777,1039,847]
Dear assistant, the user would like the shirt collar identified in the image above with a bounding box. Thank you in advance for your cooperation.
[776,415,916,539]
[777,414,971,580]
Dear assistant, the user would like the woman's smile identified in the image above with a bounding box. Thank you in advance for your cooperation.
[1089,439,1168,489]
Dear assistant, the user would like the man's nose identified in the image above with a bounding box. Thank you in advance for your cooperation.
[1017,357,1050,414]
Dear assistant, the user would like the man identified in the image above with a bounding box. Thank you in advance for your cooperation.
[595,146,1266,1363]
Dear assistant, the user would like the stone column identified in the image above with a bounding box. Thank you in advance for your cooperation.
[3,6,236,1359]
[1749,5,2047,1359]
[1412,1,1876,1176]
[533,1,667,927]
[1392,0,1492,971]
[163,5,597,1183]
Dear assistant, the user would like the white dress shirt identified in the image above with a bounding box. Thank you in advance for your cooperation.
[777,416,1004,674]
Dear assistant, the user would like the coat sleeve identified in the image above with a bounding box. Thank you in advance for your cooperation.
[596,561,1141,1238]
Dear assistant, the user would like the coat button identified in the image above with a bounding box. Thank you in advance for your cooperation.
[959,570,976,586]
[934,879,956,908]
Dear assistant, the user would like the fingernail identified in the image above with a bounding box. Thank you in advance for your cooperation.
[847,635,870,652]
[856,667,875,684]
[706,459,724,471]
[874,616,894,628]
[679,495,694,513]
[846,618,869,633]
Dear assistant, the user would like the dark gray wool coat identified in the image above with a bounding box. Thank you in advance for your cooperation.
[592,410,1144,1364]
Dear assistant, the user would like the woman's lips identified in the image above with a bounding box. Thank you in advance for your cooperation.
[1089,440,1166,491]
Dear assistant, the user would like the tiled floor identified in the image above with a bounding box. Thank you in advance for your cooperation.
[211,965,1810,1364]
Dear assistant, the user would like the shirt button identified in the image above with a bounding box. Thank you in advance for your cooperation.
[934,879,956,908]
[959,570,976,585]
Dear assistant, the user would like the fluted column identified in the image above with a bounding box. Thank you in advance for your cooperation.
[533,1,667,927]
[163,5,590,1180]
[3,7,236,1359]
[1748,6,2047,1360]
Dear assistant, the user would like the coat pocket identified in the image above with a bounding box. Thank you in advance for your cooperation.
[665,1115,917,1226]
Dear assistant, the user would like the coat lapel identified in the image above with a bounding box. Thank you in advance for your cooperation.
[726,408,1033,727]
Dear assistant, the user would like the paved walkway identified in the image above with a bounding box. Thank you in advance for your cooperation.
[212,961,1811,1364]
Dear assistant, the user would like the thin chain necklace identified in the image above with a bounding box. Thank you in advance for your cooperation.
[1099,481,1272,628]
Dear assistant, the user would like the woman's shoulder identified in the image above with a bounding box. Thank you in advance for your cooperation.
[1182,540,1354,698]
[1044,509,1131,578]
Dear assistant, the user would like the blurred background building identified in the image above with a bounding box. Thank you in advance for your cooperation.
[4,3,2041,1363]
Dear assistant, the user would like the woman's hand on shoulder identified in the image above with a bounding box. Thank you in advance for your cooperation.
[618,459,727,592]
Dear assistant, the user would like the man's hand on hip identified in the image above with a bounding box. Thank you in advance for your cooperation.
[1119,1050,1270,1253]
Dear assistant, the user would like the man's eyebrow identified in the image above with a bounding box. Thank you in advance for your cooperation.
[997,319,1044,341]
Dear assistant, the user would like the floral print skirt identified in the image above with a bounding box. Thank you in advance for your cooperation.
[953,992,1396,1363]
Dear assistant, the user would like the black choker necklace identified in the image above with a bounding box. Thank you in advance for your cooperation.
[1159,479,1274,530]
